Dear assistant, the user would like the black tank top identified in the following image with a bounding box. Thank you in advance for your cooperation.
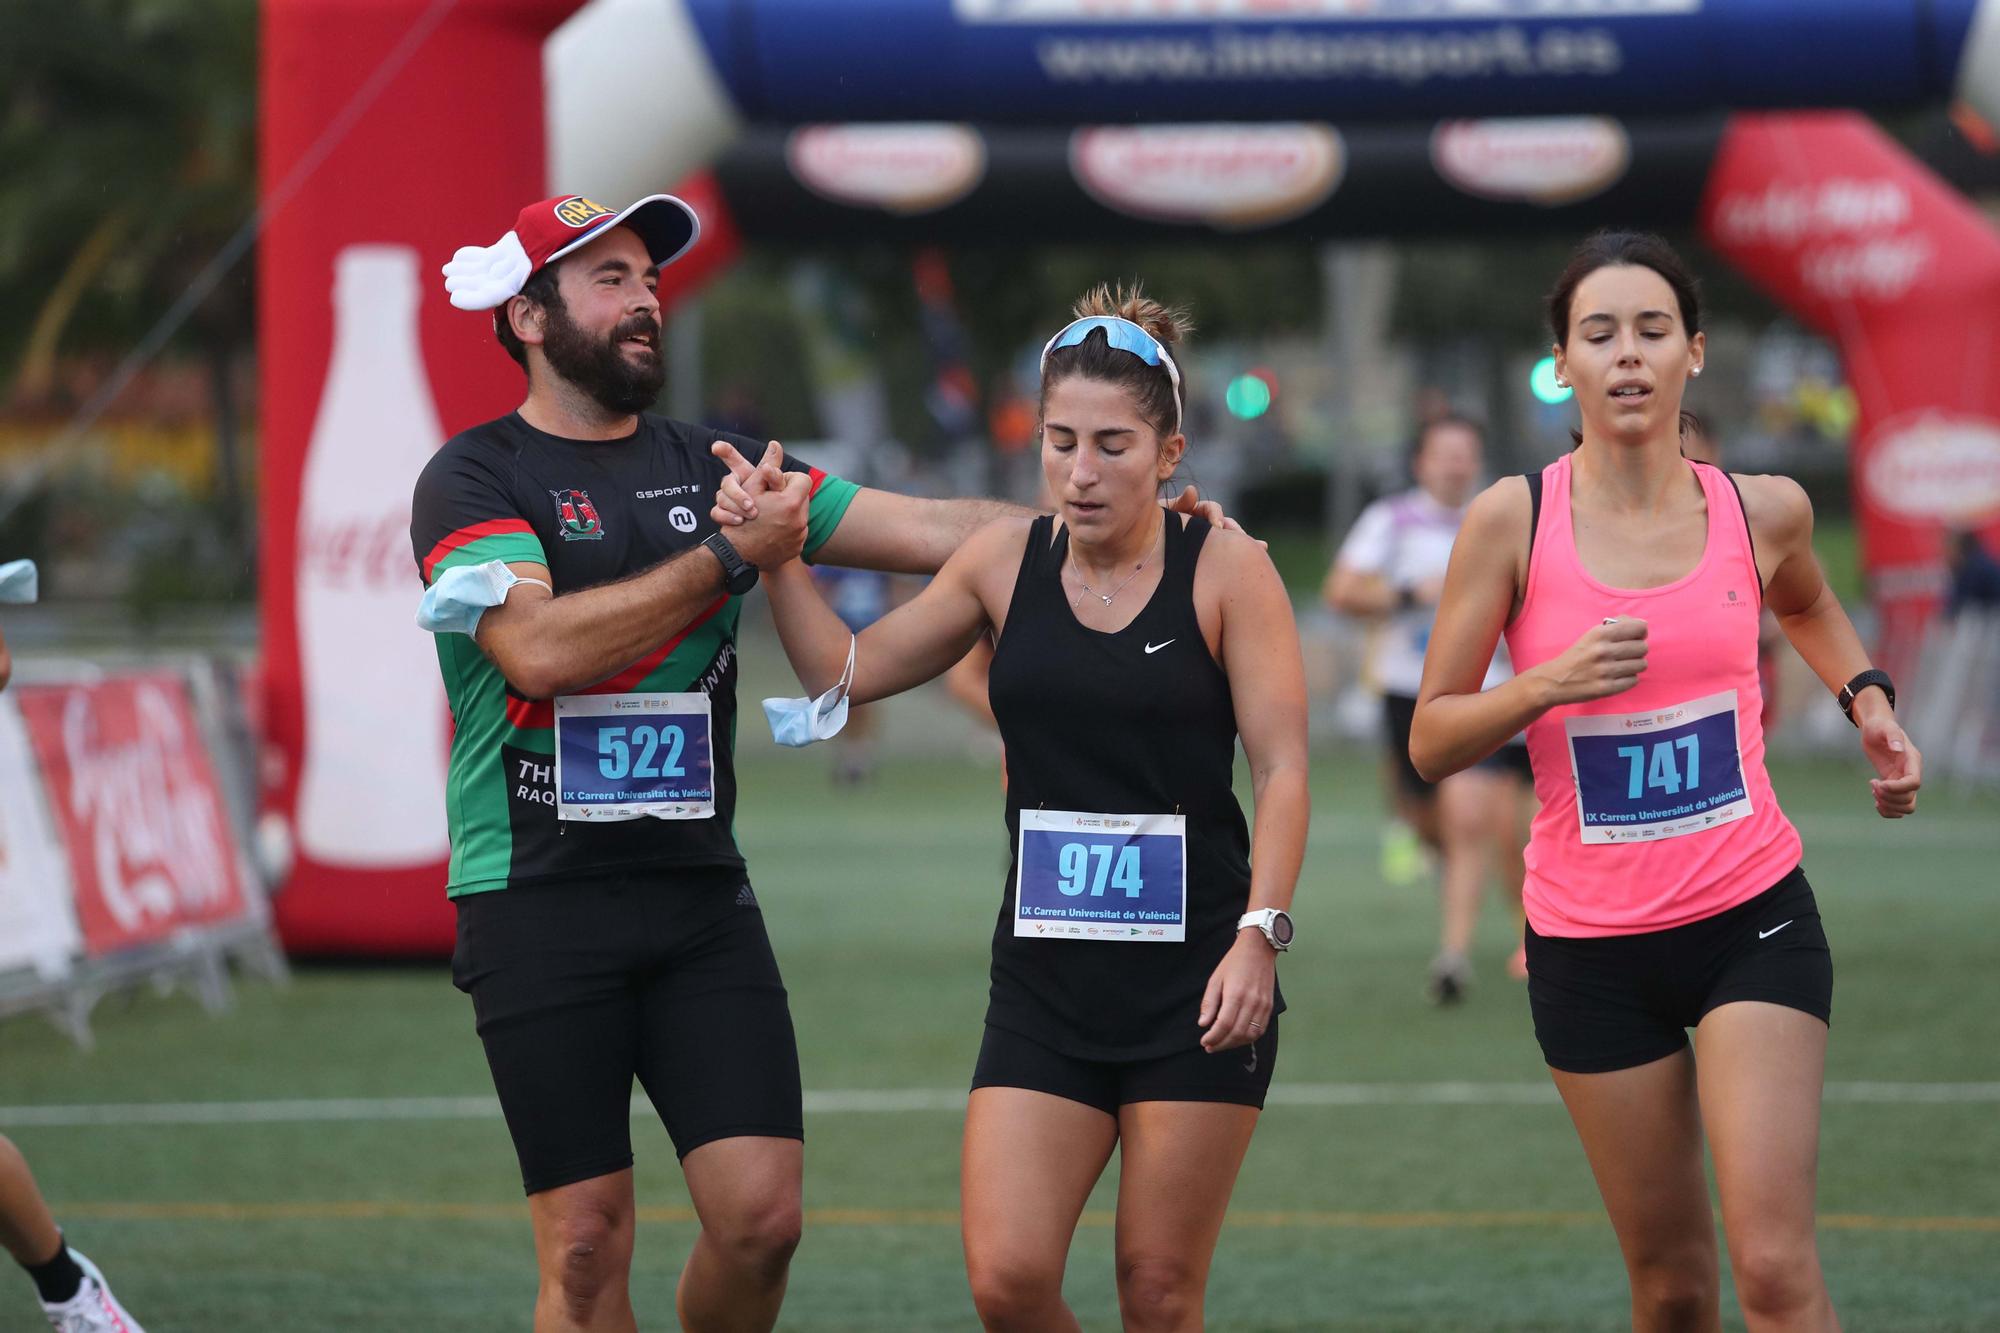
[986,513,1278,1061]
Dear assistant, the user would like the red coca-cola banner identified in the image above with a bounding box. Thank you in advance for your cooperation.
[14,675,250,958]
[1701,112,2000,678]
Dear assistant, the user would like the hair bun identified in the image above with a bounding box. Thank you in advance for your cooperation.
[1073,282,1194,350]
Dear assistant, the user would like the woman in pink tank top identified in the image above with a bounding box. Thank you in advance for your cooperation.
[1411,232,1922,1333]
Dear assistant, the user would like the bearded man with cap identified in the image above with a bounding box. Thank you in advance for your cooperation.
[412,194,1234,1333]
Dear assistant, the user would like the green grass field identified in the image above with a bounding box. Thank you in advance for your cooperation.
[3,746,1996,1330]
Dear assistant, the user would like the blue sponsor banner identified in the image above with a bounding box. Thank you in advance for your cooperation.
[684,0,1984,122]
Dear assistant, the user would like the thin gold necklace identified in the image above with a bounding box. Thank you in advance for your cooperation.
[1067,518,1160,609]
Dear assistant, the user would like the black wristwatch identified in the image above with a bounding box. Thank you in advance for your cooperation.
[702,532,759,596]
[1837,668,1895,725]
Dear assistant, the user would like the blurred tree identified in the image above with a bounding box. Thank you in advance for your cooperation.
[1,0,258,391]
[725,242,1323,456]
[1391,230,1785,346]
[0,0,259,595]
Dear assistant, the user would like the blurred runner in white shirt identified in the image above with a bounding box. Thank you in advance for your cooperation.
[1323,416,1532,1001]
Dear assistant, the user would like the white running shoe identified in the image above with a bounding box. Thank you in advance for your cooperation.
[40,1250,145,1333]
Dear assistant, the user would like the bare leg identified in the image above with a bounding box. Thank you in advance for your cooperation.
[962,1088,1119,1332]
[1551,1050,1722,1332]
[832,704,875,784]
[676,1136,803,1333]
[1399,789,1441,851]
[1113,1102,1261,1333]
[1695,1003,1840,1333]
[0,1136,63,1269]
[1436,770,1510,960]
[1498,775,1532,978]
[528,1171,638,1333]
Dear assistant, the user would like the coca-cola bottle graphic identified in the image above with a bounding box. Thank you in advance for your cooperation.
[294,245,451,865]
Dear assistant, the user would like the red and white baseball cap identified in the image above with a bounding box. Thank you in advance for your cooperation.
[442,193,700,311]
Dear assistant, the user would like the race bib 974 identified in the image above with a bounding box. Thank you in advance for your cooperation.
[553,693,715,821]
[1564,689,1751,844]
[1014,809,1186,942]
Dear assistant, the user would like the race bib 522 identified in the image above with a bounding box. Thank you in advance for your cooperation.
[553,693,714,821]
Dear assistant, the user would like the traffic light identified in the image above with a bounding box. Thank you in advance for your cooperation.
[1226,369,1275,420]
[1530,355,1572,405]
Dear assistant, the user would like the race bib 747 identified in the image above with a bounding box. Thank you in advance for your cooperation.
[1564,690,1752,844]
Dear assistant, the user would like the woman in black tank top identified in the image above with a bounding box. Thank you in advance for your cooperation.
[760,286,1309,1330]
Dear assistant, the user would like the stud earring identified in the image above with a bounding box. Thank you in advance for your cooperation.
[1691,366,1703,377]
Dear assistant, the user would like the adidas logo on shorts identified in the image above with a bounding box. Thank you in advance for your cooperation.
[735,883,758,908]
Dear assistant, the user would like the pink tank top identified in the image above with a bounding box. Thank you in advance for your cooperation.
[1504,453,1801,937]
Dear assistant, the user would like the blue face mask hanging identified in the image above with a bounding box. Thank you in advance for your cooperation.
[416,559,551,637]
[0,559,38,604]
[762,634,855,747]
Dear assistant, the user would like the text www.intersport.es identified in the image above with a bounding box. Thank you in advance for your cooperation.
[1035,25,1623,84]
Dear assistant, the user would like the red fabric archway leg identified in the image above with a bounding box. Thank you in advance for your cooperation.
[1700,111,2000,679]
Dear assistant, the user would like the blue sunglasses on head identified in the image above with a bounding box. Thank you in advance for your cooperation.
[1039,316,1184,434]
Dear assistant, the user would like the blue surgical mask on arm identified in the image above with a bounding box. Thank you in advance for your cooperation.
[763,634,856,747]
[416,559,551,637]
[0,559,38,604]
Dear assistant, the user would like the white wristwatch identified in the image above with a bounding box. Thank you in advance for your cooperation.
[1238,909,1294,952]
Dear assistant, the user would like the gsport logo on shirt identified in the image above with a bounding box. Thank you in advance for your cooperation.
[550,489,605,541]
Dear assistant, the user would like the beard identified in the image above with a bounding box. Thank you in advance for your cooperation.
[540,301,667,415]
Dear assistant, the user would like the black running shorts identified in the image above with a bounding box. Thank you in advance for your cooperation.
[451,868,803,1195]
[1524,865,1832,1075]
[1383,692,1532,797]
[971,1019,1278,1115]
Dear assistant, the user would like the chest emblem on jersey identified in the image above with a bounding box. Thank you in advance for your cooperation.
[550,489,605,541]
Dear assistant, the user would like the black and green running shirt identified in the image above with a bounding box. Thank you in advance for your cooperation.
[409,412,857,896]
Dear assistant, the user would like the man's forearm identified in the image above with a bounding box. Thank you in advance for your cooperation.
[482,548,727,699]
[815,490,1033,575]
[930,497,1035,552]
[892,496,1033,574]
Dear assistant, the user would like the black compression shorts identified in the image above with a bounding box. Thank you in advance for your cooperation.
[451,868,803,1195]
[1524,865,1832,1075]
[1382,692,1531,798]
[971,1019,1278,1115]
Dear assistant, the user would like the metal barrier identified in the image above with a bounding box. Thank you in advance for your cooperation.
[1906,610,2000,786]
[0,660,287,1049]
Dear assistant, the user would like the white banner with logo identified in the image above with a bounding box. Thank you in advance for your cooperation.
[0,695,81,981]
